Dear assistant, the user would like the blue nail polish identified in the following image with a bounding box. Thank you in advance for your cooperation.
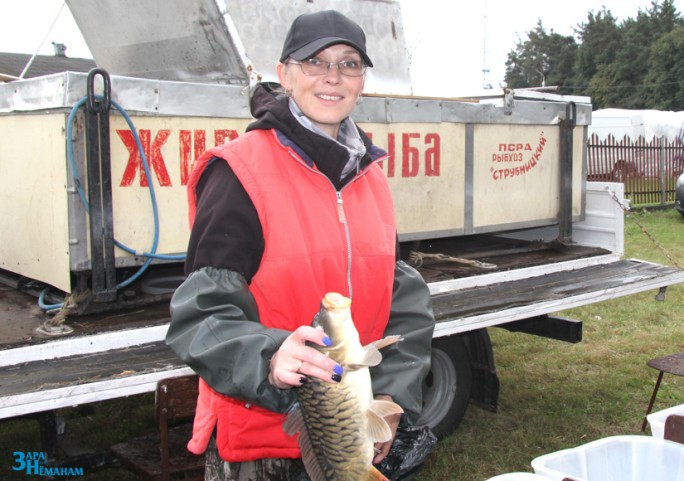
[333,364,344,375]
[322,335,332,347]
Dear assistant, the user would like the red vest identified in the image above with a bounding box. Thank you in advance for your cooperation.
[185,129,397,461]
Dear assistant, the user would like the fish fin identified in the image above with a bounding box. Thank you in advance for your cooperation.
[298,429,327,481]
[366,399,404,443]
[283,406,304,436]
[370,335,403,351]
[371,399,404,419]
[347,345,382,370]
[363,466,390,481]
[347,335,404,370]
[283,408,327,481]
[366,407,393,443]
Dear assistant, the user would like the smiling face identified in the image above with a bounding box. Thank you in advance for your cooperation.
[277,44,365,139]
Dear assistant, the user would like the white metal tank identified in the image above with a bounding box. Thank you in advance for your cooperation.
[65,0,413,95]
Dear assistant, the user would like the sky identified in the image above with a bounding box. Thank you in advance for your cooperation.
[1,0,682,95]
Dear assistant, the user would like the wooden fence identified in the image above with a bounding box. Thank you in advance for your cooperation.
[587,134,684,206]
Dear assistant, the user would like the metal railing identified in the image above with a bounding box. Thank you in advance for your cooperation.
[587,134,684,206]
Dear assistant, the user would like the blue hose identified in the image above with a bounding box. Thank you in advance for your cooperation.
[44,95,187,310]
[38,287,64,312]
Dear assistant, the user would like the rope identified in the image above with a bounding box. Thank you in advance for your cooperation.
[605,185,680,269]
[36,290,92,335]
[408,250,497,269]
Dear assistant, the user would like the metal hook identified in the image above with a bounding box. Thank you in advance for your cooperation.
[86,68,111,113]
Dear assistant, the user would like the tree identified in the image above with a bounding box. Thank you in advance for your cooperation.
[648,0,682,35]
[598,0,683,108]
[573,8,622,96]
[504,0,684,109]
[504,20,577,91]
[644,26,684,109]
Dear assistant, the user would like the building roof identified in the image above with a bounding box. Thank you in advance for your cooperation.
[0,51,96,81]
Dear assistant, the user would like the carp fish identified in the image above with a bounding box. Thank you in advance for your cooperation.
[283,292,403,481]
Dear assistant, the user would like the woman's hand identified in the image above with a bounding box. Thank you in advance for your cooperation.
[372,394,401,464]
[268,325,344,389]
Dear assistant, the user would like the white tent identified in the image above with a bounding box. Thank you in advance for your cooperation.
[590,108,684,142]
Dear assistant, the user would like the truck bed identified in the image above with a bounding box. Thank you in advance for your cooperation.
[2,240,683,419]
[0,236,606,350]
[401,234,610,283]
[0,280,171,349]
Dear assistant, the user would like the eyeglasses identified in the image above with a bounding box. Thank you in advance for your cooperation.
[286,58,367,77]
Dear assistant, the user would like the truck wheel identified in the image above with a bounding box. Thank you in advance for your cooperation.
[418,336,472,439]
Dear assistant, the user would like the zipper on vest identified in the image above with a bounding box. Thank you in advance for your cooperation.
[336,191,353,297]
[336,192,346,223]
[285,148,388,299]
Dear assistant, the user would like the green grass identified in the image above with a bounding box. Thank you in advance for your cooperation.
[623,177,677,207]
[416,208,684,481]
[1,209,682,481]
[0,396,154,480]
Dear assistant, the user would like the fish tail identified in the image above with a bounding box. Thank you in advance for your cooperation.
[363,466,390,481]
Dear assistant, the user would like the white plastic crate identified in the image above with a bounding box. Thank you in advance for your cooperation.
[531,435,684,481]
[647,403,684,439]
[485,473,553,481]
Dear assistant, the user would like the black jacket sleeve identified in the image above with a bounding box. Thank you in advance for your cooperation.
[166,266,297,413]
[371,261,435,425]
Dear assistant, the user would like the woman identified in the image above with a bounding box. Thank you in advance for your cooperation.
[166,9,435,481]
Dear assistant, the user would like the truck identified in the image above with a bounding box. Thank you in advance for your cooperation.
[1,0,683,456]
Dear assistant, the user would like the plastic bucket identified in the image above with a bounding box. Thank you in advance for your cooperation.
[647,403,684,439]
[485,473,553,481]
[531,435,684,481]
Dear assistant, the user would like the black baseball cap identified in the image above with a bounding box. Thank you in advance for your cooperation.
[280,10,373,67]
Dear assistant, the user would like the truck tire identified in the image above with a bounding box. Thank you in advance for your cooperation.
[418,335,472,439]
